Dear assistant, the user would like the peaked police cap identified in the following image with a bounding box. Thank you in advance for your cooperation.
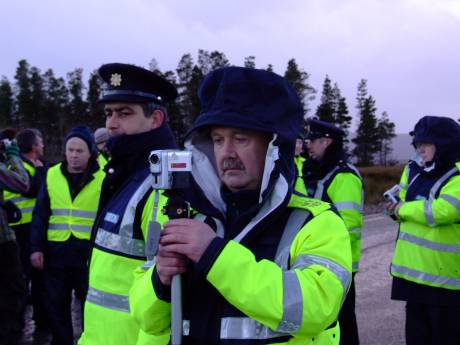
[98,63,177,104]
[305,118,345,140]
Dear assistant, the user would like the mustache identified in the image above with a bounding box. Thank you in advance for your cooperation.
[222,159,245,171]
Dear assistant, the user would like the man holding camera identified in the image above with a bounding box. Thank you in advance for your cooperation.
[129,67,352,344]
[79,63,177,345]
[0,137,30,345]
[296,118,363,345]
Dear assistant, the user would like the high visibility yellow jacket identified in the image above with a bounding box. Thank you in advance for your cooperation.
[295,158,363,272]
[391,161,460,290]
[4,160,36,225]
[129,194,352,345]
[46,163,104,242]
[78,171,170,345]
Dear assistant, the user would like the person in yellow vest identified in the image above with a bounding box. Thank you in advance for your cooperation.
[30,125,104,345]
[295,119,363,345]
[4,128,48,334]
[129,67,352,345]
[78,63,177,345]
[94,127,110,167]
[387,116,460,345]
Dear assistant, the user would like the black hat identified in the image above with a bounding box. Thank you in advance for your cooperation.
[65,125,97,156]
[305,119,345,140]
[98,63,177,104]
[186,66,303,143]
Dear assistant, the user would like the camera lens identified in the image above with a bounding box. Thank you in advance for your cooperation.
[150,154,160,165]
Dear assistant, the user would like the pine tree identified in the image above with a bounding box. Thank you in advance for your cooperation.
[162,70,186,143]
[0,77,14,126]
[376,111,396,165]
[352,79,380,166]
[67,68,88,126]
[29,66,45,126]
[333,84,352,148]
[87,71,104,127]
[266,64,274,72]
[14,59,33,124]
[176,53,196,133]
[315,75,335,122]
[244,56,256,68]
[209,51,230,71]
[283,58,316,115]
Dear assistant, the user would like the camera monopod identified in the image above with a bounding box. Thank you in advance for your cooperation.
[149,150,193,345]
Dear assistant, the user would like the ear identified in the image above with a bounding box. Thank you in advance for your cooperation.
[324,137,334,147]
[150,109,165,129]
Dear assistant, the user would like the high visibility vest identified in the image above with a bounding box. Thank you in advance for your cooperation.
[46,163,103,242]
[391,162,460,290]
[295,159,363,272]
[129,194,352,345]
[79,168,169,345]
[4,160,36,225]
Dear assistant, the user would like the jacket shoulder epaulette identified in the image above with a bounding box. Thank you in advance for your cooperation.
[288,192,331,217]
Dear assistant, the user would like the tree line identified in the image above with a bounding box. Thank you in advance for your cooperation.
[0,50,395,165]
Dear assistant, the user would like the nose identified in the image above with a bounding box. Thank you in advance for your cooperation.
[106,114,119,131]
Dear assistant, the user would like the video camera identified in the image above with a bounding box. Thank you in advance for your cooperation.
[149,150,192,190]
[383,184,401,204]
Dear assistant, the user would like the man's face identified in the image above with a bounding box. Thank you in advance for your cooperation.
[32,136,44,157]
[416,142,436,165]
[65,137,91,173]
[295,138,304,155]
[104,103,158,136]
[306,137,332,161]
[210,127,270,192]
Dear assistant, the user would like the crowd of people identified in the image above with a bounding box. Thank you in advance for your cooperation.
[0,63,458,345]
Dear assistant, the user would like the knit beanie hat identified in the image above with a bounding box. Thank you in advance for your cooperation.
[65,125,97,156]
[94,127,110,145]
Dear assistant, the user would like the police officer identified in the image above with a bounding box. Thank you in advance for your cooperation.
[388,116,460,345]
[4,128,48,332]
[30,125,104,345]
[296,118,363,345]
[129,67,352,344]
[78,63,177,345]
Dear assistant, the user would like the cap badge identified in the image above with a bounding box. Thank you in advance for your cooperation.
[110,73,122,87]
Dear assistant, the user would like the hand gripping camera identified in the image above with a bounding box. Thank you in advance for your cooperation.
[383,184,401,204]
[148,150,193,345]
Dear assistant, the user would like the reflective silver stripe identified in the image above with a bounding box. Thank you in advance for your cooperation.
[352,262,359,271]
[51,208,96,218]
[346,163,362,179]
[398,232,460,253]
[334,201,362,212]
[48,223,70,230]
[219,317,286,340]
[277,270,302,333]
[274,209,311,269]
[429,167,458,200]
[86,287,130,312]
[399,182,408,190]
[439,194,460,212]
[292,254,351,304]
[19,206,34,214]
[8,196,29,203]
[349,228,362,240]
[424,200,436,227]
[72,225,92,233]
[52,209,70,216]
[391,264,460,287]
[314,166,340,199]
[48,223,91,233]
[95,227,145,257]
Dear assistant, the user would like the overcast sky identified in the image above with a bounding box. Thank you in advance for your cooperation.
[1,0,460,133]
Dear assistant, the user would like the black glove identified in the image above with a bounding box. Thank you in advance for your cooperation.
[5,141,20,158]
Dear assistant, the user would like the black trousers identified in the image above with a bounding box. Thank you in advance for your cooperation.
[0,240,26,345]
[12,223,48,328]
[338,273,359,345]
[406,302,460,345]
[42,265,88,345]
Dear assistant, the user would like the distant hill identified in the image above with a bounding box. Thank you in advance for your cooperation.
[390,133,414,163]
